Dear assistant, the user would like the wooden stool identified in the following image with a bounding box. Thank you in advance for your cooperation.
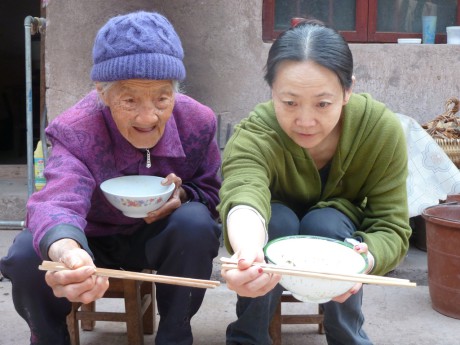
[67,272,156,345]
[269,292,325,345]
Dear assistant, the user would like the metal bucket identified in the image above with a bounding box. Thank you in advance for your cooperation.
[422,203,460,319]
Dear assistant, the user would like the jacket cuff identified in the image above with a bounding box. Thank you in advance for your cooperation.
[39,224,93,260]
[182,182,208,206]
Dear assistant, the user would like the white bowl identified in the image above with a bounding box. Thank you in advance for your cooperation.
[100,175,175,218]
[264,235,368,303]
[397,38,421,44]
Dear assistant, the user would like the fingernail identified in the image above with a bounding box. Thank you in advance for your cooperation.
[258,268,263,274]
[238,259,245,264]
[85,267,96,274]
[161,178,168,184]
[354,244,361,251]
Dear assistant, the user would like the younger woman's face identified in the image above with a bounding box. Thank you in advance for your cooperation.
[99,79,175,149]
[272,60,352,151]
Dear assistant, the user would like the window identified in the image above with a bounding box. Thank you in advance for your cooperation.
[263,0,460,43]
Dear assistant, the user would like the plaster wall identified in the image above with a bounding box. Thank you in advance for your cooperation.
[45,0,460,131]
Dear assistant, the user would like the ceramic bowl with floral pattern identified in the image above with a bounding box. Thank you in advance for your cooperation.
[101,175,175,218]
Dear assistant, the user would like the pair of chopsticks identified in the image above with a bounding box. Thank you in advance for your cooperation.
[39,261,220,289]
[220,257,416,288]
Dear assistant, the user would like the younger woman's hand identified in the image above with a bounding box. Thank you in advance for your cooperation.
[221,248,281,298]
[353,241,375,274]
[332,241,373,303]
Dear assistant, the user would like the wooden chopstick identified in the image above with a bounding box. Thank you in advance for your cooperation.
[39,261,220,289]
[220,257,416,288]
[221,257,410,282]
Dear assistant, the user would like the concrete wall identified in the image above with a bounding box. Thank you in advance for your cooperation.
[351,44,460,124]
[44,0,156,119]
[45,0,460,132]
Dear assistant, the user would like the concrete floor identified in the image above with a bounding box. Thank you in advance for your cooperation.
[1,229,460,344]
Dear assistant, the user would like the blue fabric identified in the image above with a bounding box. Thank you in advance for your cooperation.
[226,203,372,345]
[91,11,185,82]
[1,202,220,345]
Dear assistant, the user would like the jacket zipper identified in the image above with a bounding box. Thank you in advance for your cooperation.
[145,148,151,168]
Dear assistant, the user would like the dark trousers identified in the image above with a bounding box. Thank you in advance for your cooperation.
[226,203,372,345]
[0,202,221,345]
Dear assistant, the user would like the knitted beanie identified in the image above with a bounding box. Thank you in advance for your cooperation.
[90,11,185,82]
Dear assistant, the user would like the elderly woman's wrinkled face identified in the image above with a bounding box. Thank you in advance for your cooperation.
[272,60,352,153]
[100,79,175,149]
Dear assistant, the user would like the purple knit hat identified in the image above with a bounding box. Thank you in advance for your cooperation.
[90,11,185,82]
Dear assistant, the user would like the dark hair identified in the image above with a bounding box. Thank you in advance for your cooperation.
[264,19,353,91]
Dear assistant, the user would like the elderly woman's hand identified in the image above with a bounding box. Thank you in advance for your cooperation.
[221,248,281,298]
[46,239,109,304]
[332,241,374,303]
[144,173,186,224]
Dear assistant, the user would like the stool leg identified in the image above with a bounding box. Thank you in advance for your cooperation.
[123,279,144,345]
[67,303,81,345]
[142,282,155,335]
[80,302,95,331]
[268,300,282,345]
[318,305,325,334]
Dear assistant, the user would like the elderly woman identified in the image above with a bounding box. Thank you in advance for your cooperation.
[218,20,412,345]
[0,11,221,345]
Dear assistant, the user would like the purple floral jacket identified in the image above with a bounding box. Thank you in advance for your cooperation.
[26,91,221,259]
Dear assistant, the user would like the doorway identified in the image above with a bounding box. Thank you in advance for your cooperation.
[0,1,42,165]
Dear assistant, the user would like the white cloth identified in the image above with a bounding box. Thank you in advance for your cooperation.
[397,113,460,217]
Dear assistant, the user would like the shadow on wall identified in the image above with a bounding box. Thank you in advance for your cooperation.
[217,113,234,153]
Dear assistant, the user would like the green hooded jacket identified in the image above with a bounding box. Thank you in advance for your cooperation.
[218,93,411,276]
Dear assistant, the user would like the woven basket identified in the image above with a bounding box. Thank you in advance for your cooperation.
[435,138,460,168]
[422,97,460,168]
